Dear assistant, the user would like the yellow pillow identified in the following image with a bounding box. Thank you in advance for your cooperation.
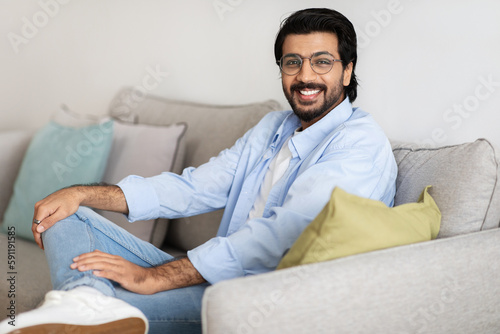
[277,186,441,270]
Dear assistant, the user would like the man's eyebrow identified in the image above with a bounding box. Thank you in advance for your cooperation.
[313,51,333,56]
[283,51,334,58]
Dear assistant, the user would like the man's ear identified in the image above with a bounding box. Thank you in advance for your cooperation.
[343,62,353,86]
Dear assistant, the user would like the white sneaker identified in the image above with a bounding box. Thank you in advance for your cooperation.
[0,287,148,334]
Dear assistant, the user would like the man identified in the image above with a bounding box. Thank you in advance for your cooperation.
[0,8,397,334]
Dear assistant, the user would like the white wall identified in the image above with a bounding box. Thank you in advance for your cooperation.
[1,0,499,148]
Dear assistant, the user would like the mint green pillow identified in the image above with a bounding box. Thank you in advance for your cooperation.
[277,186,441,270]
[2,121,114,241]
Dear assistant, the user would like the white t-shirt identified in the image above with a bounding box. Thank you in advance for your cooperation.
[247,130,299,221]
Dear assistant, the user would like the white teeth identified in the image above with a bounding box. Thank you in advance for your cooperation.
[299,90,320,96]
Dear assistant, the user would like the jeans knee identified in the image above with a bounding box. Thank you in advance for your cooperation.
[74,206,99,221]
[44,208,91,240]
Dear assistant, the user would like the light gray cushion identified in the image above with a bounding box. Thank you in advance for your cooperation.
[109,87,282,251]
[98,121,187,247]
[392,139,500,238]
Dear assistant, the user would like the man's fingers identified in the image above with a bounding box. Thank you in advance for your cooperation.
[73,260,118,272]
[71,255,128,284]
[71,251,155,294]
[33,229,44,249]
[34,213,63,233]
[31,214,47,249]
[32,204,74,234]
[31,207,71,249]
[71,251,122,270]
[30,187,83,243]
[70,251,145,289]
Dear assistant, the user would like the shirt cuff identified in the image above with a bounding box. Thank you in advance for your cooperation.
[187,237,245,284]
[117,175,161,222]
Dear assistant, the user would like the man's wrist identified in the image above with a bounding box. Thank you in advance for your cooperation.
[72,185,90,206]
[146,258,206,293]
[63,183,105,207]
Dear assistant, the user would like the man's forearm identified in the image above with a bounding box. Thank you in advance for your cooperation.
[76,183,129,214]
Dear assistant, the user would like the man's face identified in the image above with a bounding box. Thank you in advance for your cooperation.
[281,32,353,129]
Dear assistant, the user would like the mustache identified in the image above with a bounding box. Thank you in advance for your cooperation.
[290,83,327,91]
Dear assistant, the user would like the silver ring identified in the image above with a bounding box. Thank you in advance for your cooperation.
[33,219,41,225]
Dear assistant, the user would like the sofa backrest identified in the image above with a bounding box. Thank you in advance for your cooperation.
[109,87,282,251]
[392,139,500,238]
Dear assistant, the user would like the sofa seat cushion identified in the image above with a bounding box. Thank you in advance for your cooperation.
[392,139,500,238]
[0,233,51,314]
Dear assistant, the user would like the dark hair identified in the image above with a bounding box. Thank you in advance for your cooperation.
[274,8,358,102]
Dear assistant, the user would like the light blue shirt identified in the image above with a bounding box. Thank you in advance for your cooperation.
[118,98,397,284]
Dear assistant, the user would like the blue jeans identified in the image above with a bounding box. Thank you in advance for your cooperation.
[42,207,207,334]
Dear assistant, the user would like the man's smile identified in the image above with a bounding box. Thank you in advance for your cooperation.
[296,88,322,101]
[291,83,327,104]
[299,89,321,96]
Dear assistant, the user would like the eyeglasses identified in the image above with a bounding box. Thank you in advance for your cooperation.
[277,52,342,76]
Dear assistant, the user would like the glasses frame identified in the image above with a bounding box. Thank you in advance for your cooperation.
[277,52,342,76]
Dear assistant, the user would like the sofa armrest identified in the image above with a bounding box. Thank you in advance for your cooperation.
[0,130,33,220]
[202,228,500,334]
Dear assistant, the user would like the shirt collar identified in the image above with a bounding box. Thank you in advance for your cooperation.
[289,98,354,159]
[270,112,301,150]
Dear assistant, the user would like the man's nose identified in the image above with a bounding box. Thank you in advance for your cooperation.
[295,59,317,82]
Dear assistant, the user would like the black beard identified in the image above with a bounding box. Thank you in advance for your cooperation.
[284,80,344,123]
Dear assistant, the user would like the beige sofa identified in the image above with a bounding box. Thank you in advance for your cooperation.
[1,88,499,333]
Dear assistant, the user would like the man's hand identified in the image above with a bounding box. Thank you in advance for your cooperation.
[71,250,157,294]
[32,187,84,249]
[32,184,129,250]
[71,250,206,294]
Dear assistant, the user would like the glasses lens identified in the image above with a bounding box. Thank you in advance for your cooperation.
[280,55,302,75]
[311,53,335,74]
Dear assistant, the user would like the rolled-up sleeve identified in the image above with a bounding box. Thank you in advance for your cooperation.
[117,175,162,221]
[117,127,254,222]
